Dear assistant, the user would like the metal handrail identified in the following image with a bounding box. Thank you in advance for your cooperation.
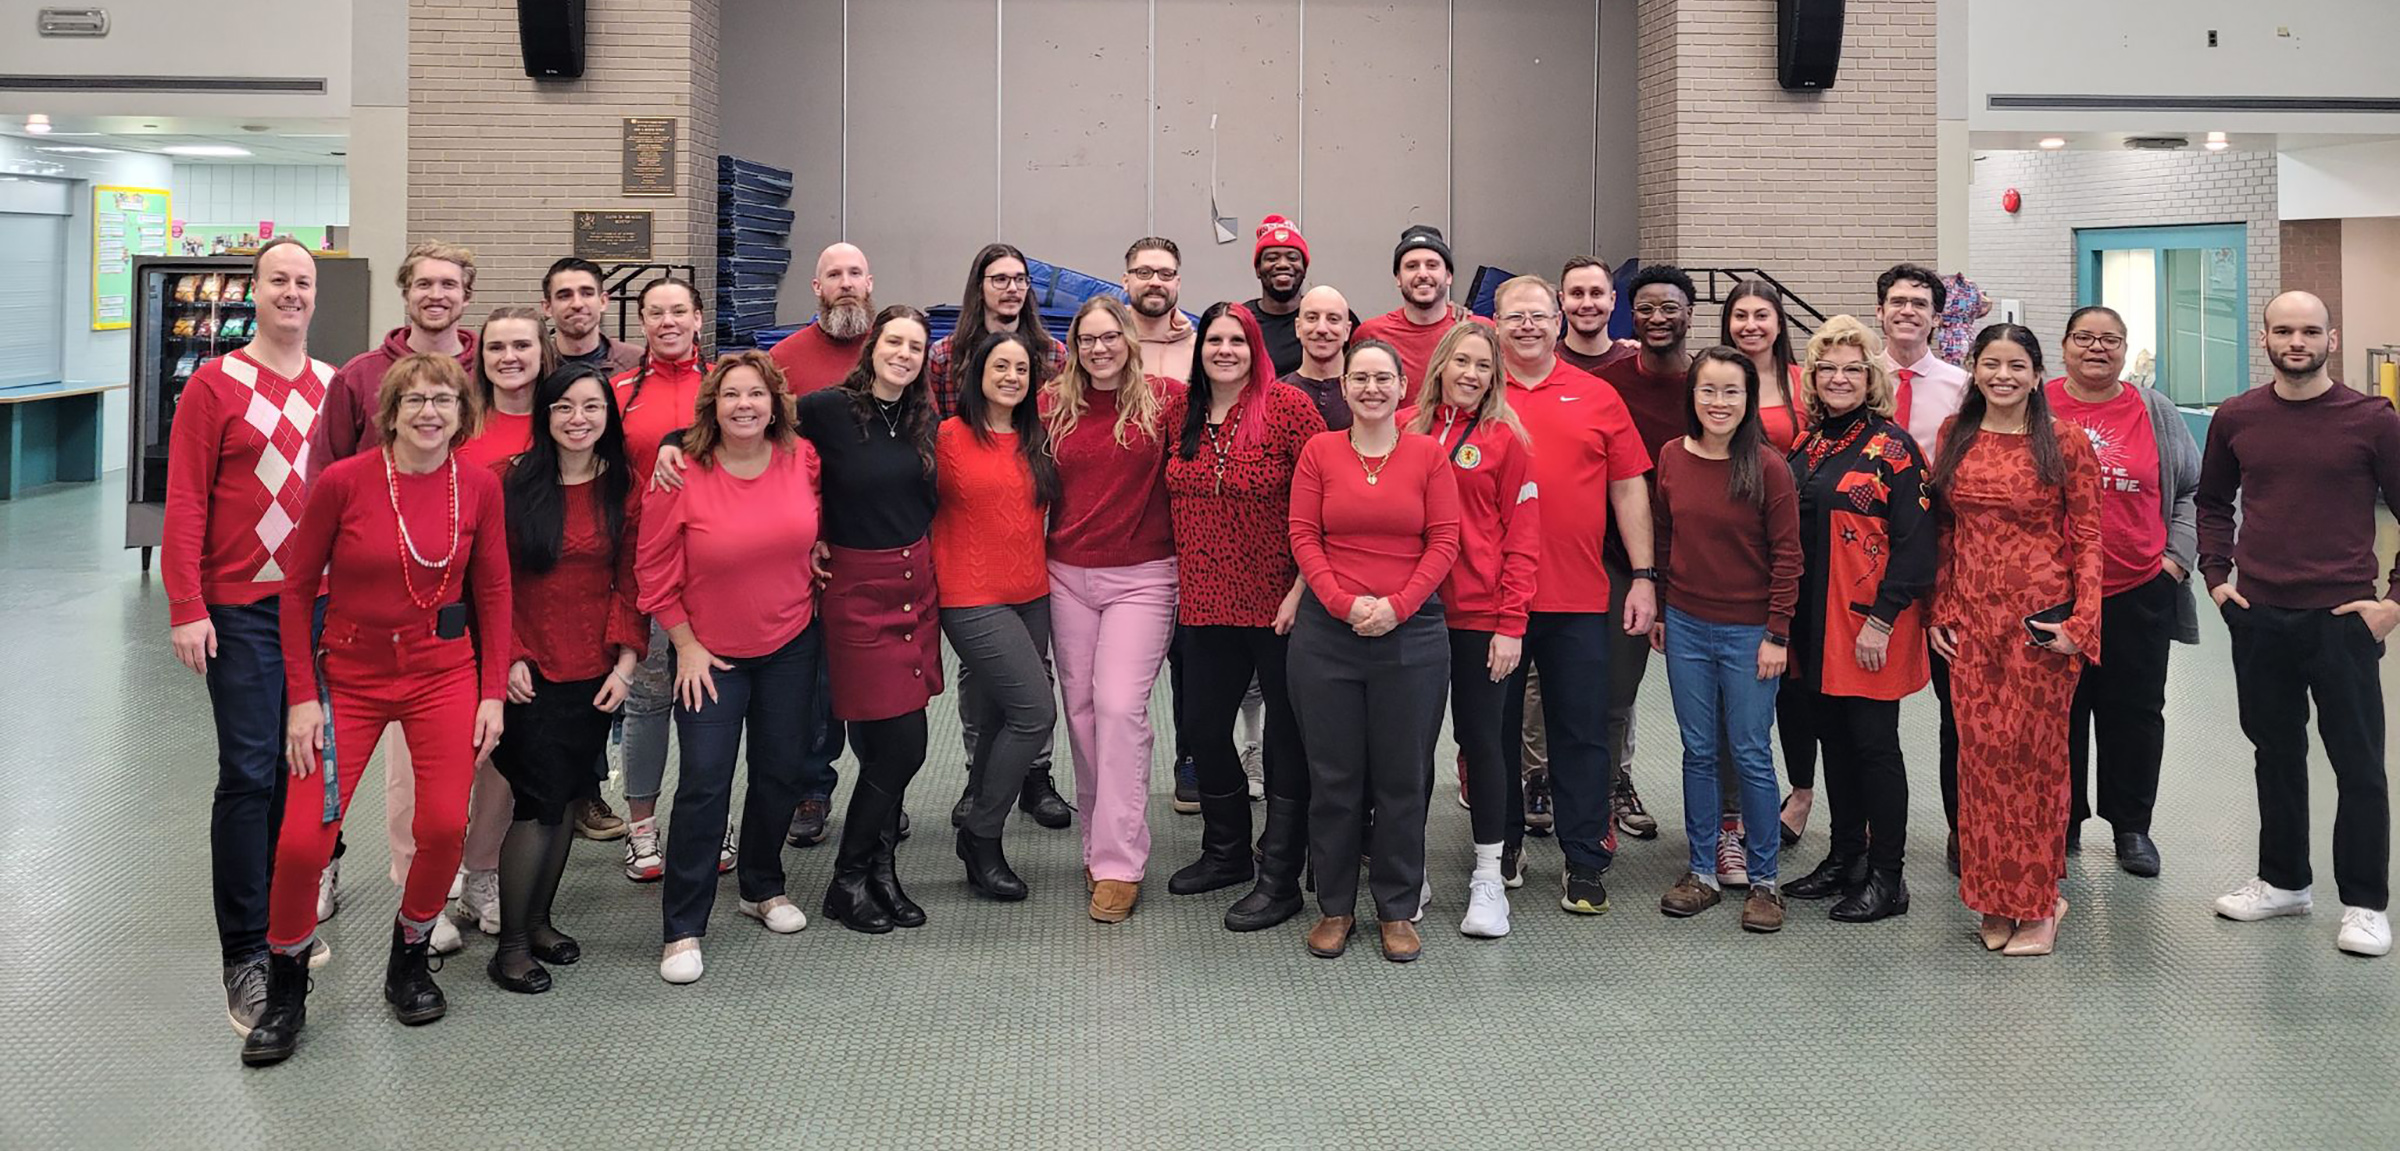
[1680,266,1830,334]
[603,263,699,342]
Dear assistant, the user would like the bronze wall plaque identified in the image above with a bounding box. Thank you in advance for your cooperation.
[622,117,677,196]
[573,210,653,260]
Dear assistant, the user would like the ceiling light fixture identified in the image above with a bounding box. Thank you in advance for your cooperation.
[25,114,53,135]
[2038,136,2066,149]
[36,145,118,155]
[2205,131,2230,151]
[156,144,252,157]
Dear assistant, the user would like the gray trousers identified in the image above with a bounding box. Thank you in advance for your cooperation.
[1290,595,1450,922]
[941,598,1058,838]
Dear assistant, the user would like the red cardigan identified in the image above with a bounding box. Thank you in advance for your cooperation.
[1288,429,1462,621]
[1424,404,1540,636]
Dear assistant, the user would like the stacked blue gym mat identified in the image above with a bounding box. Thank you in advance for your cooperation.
[716,155,796,350]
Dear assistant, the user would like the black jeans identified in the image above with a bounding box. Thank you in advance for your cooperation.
[205,599,290,965]
[943,599,1058,837]
[1178,623,1304,802]
[2069,572,2176,835]
[663,625,820,943]
[1777,680,1817,790]
[1789,686,1907,872]
[801,640,843,800]
[1505,611,1617,871]
[1293,598,1449,920]
[1931,651,1960,832]
[2225,602,2389,910]
[1451,628,1526,846]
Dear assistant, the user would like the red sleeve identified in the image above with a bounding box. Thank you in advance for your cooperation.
[161,371,222,626]
[1493,434,1540,637]
[607,491,649,660]
[2058,427,2106,664]
[1762,446,1803,637]
[1391,441,1461,619]
[278,464,348,700]
[635,478,690,632]
[1286,437,1351,620]
[1600,389,1654,480]
[465,471,514,700]
[307,369,365,482]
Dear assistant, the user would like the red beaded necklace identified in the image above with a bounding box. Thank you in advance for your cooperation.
[384,448,460,609]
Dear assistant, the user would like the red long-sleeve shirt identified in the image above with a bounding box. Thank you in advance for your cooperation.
[612,354,708,486]
[277,450,513,701]
[505,469,649,682]
[161,349,335,626]
[766,322,868,396]
[1045,378,1181,569]
[454,409,533,473]
[1424,404,1540,637]
[1652,438,1803,634]
[636,442,822,658]
[1288,430,1462,621]
[932,419,1049,607]
[1164,381,1327,626]
[2197,381,2400,609]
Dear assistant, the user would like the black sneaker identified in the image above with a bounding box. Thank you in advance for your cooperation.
[1559,863,1610,915]
[225,957,269,1037]
[1523,770,1554,837]
[1500,841,1525,890]
[786,796,830,847]
[1172,755,1200,815]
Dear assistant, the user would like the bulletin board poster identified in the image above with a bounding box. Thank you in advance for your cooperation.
[92,185,172,330]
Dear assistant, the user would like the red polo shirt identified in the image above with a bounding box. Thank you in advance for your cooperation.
[1504,357,1651,613]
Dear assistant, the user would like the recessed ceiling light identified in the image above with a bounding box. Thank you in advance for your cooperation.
[36,145,118,155]
[2205,140,2230,151]
[156,144,252,157]
[2206,131,2228,143]
[25,114,52,135]
[2038,137,2067,149]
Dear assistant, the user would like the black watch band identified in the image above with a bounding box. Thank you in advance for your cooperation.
[1765,632,1789,647]
[1628,567,1660,582]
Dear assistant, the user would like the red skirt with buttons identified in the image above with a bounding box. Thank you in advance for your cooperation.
[822,537,945,721]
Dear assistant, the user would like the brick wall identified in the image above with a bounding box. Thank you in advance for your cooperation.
[408,0,720,344]
[2280,218,2344,373]
[1636,0,1938,336]
[1967,148,2279,396]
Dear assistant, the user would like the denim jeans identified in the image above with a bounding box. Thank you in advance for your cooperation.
[663,625,820,943]
[205,599,290,964]
[1503,611,1617,871]
[1661,605,1782,885]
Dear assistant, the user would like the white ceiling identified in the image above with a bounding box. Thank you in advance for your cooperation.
[0,114,345,165]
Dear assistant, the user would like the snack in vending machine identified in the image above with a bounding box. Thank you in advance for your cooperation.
[198,274,224,300]
[173,275,198,303]
[171,317,197,337]
[196,315,219,339]
[221,276,249,303]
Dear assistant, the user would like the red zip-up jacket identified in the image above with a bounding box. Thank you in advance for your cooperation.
[1424,404,1540,637]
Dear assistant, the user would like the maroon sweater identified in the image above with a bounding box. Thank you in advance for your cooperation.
[2198,381,2400,609]
[1652,439,1803,634]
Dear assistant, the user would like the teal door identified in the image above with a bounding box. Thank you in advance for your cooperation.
[2076,224,2247,407]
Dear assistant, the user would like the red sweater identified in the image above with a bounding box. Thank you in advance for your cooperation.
[1046,378,1180,568]
[933,419,1050,606]
[306,326,478,479]
[277,451,513,701]
[636,442,822,657]
[767,322,868,396]
[1353,306,1494,388]
[612,354,708,486]
[1289,430,1462,621]
[2197,380,2400,609]
[162,349,336,626]
[1651,439,1803,633]
[1424,404,1541,636]
[1164,381,1328,626]
[505,469,648,682]
[455,408,533,473]
[1597,354,1690,462]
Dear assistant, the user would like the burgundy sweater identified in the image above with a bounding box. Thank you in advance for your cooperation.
[1652,439,1803,633]
[2197,382,2400,610]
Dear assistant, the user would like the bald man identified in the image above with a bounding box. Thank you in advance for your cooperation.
[2200,290,2400,957]
[768,242,876,394]
[1279,284,1357,431]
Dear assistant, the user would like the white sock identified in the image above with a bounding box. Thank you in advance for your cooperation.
[1696,872,1722,891]
[1472,842,1502,882]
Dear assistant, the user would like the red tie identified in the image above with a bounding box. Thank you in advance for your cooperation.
[1893,367,1916,431]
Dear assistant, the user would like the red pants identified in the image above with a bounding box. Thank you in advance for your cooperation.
[266,627,481,948]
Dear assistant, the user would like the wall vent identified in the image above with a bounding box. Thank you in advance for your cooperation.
[0,75,326,94]
[1990,94,2400,114]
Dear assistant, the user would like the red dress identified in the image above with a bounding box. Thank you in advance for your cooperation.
[1932,424,2104,921]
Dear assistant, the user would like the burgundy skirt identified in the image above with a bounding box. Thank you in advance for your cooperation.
[822,538,944,721]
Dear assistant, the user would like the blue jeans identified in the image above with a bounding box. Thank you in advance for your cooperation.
[1662,605,1782,884]
[663,624,819,943]
[1504,610,1617,871]
[205,599,289,964]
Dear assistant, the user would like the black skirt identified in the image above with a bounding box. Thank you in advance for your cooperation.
[492,671,615,823]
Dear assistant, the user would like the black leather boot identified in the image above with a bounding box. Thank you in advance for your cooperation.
[955,828,1028,900]
[950,784,977,829]
[1224,794,1307,932]
[1018,766,1073,829]
[1829,867,1910,922]
[822,802,895,934]
[382,921,447,1025]
[1169,789,1255,895]
[870,819,926,927]
[239,949,311,1067]
[1784,851,1867,901]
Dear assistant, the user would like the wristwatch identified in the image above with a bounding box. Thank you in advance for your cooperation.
[1628,567,1660,582]
[1765,632,1789,647]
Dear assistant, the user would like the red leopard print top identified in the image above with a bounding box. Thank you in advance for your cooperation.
[1164,380,1327,626]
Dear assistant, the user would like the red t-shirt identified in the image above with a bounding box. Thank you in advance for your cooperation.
[1425,404,1540,637]
[1046,378,1180,569]
[504,469,648,682]
[1556,339,1638,377]
[1288,430,1463,621]
[2046,379,2166,595]
[1505,359,1653,613]
[161,349,335,625]
[636,442,822,657]
[612,355,707,486]
[932,419,1050,607]
[766,322,867,396]
[1164,381,1327,626]
[455,408,534,473]
[1353,307,1494,388]
[1597,354,1690,462]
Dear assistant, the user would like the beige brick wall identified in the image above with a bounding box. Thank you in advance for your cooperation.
[408,0,720,344]
[1636,0,1938,335]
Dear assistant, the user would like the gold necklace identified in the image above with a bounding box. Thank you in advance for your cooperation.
[1348,431,1394,486]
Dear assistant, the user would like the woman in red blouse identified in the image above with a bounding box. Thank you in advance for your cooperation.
[1722,280,1808,454]
[1405,323,1537,940]
[1289,339,1462,962]
[1164,302,1326,908]
[242,354,512,1067]
[636,351,824,984]
[484,361,644,992]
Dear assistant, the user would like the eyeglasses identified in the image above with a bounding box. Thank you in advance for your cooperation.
[1812,363,1869,381]
[1883,297,1934,313]
[1498,311,1557,328]
[1125,266,1179,283]
[549,400,610,419]
[1693,386,1747,402]
[984,273,1031,289]
[399,393,460,412]
[1344,371,1400,387]
[641,306,697,321]
[1631,303,1686,319]
[1074,331,1125,349]
[2066,332,2127,350]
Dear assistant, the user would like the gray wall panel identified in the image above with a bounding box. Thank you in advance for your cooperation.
[848,0,1000,309]
[1301,0,1452,319]
[718,0,844,323]
[1451,0,1598,285]
[1154,0,1303,310]
[999,0,1152,293]
[1594,0,1638,265]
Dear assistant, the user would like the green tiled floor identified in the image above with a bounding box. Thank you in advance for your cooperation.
[5,476,2394,1150]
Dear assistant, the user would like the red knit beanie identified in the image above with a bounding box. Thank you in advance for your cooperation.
[1254,215,1310,267]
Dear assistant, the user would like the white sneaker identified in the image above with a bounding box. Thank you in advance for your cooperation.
[452,868,501,935]
[306,937,332,970]
[1411,877,1433,923]
[739,897,808,934]
[448,867,467,901]
[1240,742,1264,798]
[623,818,664,882]
[2213,877,2313,922]
[660,942,704,984]
[428,914,465,956]
[1460,877,1512,938]
[315,858,341,923]
[2337,907,2392,957]
[719,825,738,874]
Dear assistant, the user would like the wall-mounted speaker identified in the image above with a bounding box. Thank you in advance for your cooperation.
[518,0,587,80]
[1776,0,1844,91]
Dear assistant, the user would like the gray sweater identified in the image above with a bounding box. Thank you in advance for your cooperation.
[2134,383,2203,643]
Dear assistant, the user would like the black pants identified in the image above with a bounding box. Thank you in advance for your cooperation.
[1931,651,1960,831]
[2069,572,2177,834]
[1293,598,1449,920]
[1503,611,1617,871]
[1167,630,1189,762]
[1789,685,1907,872]
[1450,628,1526,846]
[1777,680,1817,790]
[1178,623,1305,802]
[2226,602,2389,911]
[664,624,819,942]
[852,711,929,798]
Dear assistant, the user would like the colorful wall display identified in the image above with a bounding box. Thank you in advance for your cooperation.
[93,185,173,330]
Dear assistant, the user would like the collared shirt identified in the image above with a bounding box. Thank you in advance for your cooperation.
[1882,347,1968,462]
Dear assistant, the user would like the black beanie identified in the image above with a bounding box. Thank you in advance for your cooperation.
[1392,224,1453,274]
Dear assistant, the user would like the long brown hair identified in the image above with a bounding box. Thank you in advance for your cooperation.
[1405,321,1527,444]
[1932,323,2066,492]
[1046,294,1165,447]
[681,350,798,468]
[1686,346,1768,505]
[834,305,939,480]
[471,306,557,411]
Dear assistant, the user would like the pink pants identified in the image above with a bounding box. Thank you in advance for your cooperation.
[1048,558,1177,883]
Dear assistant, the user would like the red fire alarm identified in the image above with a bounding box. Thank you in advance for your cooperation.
[2002,187,2022,214]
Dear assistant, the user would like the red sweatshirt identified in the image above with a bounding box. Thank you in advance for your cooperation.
[1352,306,1494,388]
[505,468,648,682]
[1424,404,1540,637]
[1045,378,1181,569]
[161,349,336,626]
[277,450,513,701]
[767,322,868,396]
[306,326,478,480]
[611,354,708,486]
[637,442,822,658]
[1288,430,1462,621]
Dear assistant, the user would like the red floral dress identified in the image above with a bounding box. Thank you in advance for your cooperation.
[1932,423,2104,921]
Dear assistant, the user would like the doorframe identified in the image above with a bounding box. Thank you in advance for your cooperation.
[2074,222,2248,407]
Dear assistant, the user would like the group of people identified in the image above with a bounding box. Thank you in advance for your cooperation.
[164,218,2399,1071]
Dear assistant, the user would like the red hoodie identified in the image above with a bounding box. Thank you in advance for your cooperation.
[305,325,478,482]
[1424,404,1540,636]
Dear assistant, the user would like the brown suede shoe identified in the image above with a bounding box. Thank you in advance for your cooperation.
[1378,918,1422,963]
[1660,872,1724,918]
[1306,915,1355,958]
[1089,879,1137,923]
[1741,885,1785,933]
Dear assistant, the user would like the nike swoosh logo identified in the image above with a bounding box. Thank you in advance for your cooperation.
[1558,396,1582,402]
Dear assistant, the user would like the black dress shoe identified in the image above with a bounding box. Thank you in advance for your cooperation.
[486,954,553,994]
[1018,768,1074,830]
[239,950,311,1067]
[529,931,580,965]
[2066,821,2082,855]
[2114,831,2161,878]
[1829,868,1910,923]
[1784,852,1866,901]
[955,829,1028,901]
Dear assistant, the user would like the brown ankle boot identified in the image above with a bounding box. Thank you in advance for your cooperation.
[1306,915,1354,958]
[1088,880,1138,924]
